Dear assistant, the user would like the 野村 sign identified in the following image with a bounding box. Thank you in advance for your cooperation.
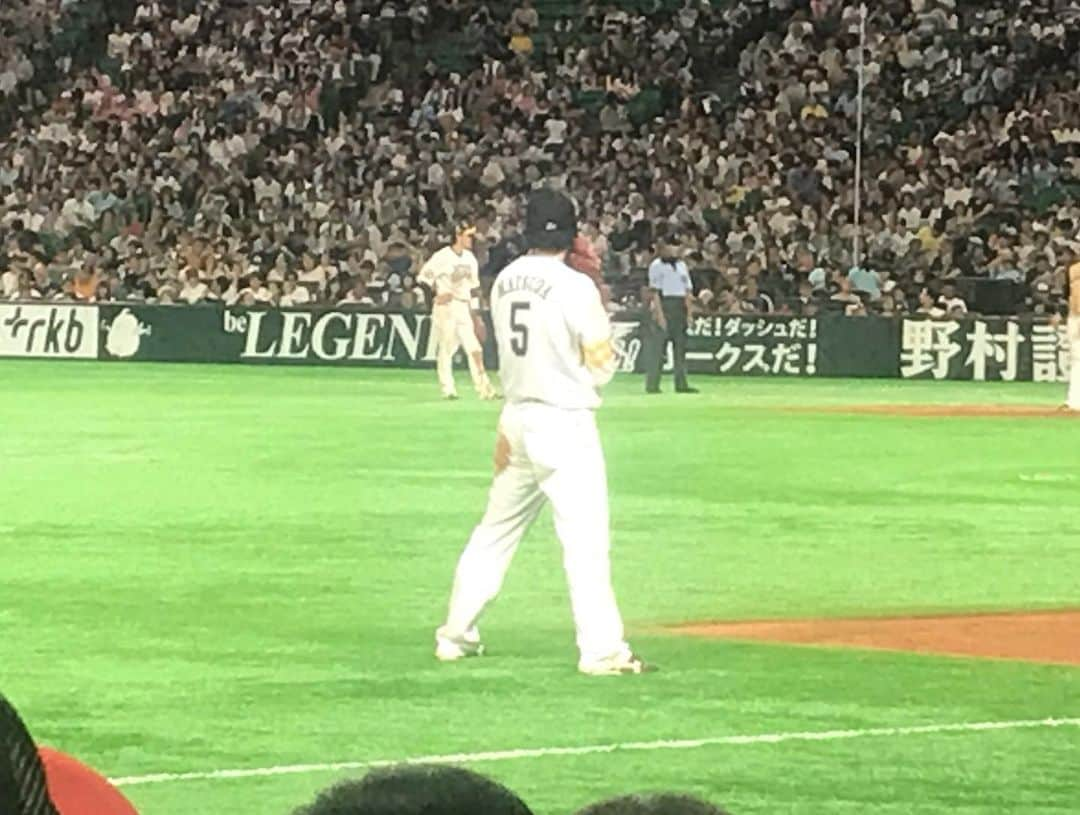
[898,317,1070,382]
[900,319,1025,381]
[1030,323,1070,383]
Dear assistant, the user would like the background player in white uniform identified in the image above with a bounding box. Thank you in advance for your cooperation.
[418,224,498,400]
[434,189,650,676]
[1067,262,1079,411]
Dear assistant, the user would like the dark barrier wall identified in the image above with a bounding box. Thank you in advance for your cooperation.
[676,314,900,377]
[0,303,1070,384]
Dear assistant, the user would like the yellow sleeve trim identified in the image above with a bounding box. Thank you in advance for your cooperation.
[582,339,614,370]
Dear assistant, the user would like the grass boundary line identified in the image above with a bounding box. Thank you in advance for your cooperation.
[109,716,1080,787]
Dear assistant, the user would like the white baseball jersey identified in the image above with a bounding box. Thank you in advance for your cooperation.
[1069,262,1078,317]
[418,246,479,301]
[492,254,613,410]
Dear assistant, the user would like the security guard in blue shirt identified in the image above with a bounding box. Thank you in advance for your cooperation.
[644,239,698,394]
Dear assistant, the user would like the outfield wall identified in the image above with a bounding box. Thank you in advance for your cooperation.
[0,302,1070,383]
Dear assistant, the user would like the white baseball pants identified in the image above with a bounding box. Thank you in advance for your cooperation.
[439,402,630,664]
[433,300,492,398]
[1068,316,1080,410]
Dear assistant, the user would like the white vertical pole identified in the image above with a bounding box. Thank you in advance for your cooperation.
[853,3,867,270]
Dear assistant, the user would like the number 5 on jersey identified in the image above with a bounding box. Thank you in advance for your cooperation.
[510,301,530,356]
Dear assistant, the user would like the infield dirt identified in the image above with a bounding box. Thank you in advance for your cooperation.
[672,611,1080,666]
[794,404,1080,418]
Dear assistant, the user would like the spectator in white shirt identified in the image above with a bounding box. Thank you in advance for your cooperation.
[239,275,272,303]
[296,252,324,287]
[937,281,968,315]
[654,21,681,50]
[1,265,19,297]
[179,271,208,304]
[340,279,375,306]
[543,107,568,147]
[943,175,973,208]
[280,273,312,306]
[898,194,923,230]
[766,197,799,237]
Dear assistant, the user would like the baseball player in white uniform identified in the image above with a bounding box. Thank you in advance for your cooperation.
[1067,262,1079,411]
[418,224,498,400]
[434,189,651,676]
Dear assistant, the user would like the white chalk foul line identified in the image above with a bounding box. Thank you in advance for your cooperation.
[109,716,1080,787]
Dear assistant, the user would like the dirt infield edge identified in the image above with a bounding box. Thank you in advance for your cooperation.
[787,404,1080,418]
[667,610,1080,666]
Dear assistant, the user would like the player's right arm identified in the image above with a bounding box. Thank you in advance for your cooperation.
[566,275,617,387]
[681,261,696,315]
[1069,261,1079,316]
[647,260,667,330]
[418,249,452,306]
[418,254,436,290]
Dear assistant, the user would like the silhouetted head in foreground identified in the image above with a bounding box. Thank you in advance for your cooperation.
[576,793,733,815]
[291,764,534,815]
[2,691,140,815]
[0,692,59,815]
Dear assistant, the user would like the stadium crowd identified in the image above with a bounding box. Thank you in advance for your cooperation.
[1,0,1078,318]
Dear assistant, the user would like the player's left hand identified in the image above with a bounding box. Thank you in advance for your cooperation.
[473,312,487,344]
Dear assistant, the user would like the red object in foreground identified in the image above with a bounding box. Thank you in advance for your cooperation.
[38,747,140,815]
[566,235,603,281]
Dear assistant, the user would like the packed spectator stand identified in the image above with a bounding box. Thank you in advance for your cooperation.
[1,0,1078,319]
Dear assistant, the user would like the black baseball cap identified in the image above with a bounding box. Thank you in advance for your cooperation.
[524,188,577,250]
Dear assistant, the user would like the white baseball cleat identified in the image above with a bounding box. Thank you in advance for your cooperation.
[578,651,655,676]
[435,632,485,662]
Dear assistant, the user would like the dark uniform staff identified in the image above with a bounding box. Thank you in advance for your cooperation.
[644,242,698,394]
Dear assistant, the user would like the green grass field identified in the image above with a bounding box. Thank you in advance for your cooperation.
[3,362,1079,815]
